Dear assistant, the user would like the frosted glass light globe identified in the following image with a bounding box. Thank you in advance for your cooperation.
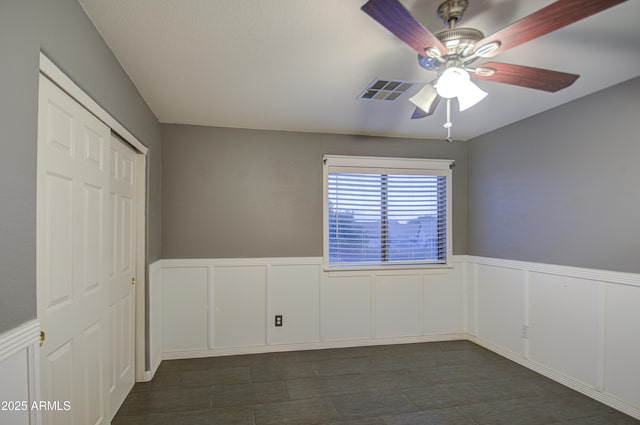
[436,67,470,98]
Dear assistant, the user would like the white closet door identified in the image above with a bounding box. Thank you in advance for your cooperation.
[37,74,112,425]
[108,136,136,418]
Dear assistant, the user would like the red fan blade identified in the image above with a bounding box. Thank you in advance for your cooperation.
[411,96,441,119]
[362,0,448,57]
[475,0,627,56]
[472,62,579,92]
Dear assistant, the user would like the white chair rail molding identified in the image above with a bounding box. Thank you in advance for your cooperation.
[147,254,640,420]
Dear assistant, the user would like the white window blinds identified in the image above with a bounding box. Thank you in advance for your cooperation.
[323,155,452,270]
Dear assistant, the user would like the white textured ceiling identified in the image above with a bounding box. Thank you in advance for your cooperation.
[78,0,640,141]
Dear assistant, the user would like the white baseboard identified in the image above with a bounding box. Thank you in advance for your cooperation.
[141,350,163,382]
[162,333,468,360]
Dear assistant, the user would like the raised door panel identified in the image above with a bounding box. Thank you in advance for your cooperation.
[42,341,74,425]
[118,195,133,274]
[45,94,75,158]
[82,183,103,294]
[42,173,74,312]
[82,124,104,171]
[118,292,133,380]
[83,321,105,425]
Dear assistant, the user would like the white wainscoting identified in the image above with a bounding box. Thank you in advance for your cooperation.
[151,257,466,359]
[466,256,640,420]
[0,320,41,425]
[149,255,640,420]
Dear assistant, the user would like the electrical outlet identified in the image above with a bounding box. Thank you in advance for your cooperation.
[521,325,529,339]
[275,315,283,327]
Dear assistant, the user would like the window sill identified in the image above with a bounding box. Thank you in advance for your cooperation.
[324,264,454,277]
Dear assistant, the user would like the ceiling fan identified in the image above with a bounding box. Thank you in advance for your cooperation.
[361,0,627,141]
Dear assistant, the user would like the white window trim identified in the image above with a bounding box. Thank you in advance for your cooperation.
[322,155,453,272]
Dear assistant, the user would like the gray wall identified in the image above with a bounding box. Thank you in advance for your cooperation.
[162,125,467,258]
[468,77,640,274]
[0,0,162,334]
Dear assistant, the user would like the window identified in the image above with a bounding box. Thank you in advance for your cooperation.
[323,155,453,270]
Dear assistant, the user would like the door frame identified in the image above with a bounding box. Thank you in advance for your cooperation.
[39,52,149,382]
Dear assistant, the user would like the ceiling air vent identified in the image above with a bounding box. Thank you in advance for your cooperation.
[358,79,417,102]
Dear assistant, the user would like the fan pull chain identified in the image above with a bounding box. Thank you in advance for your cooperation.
[444,98,453,142]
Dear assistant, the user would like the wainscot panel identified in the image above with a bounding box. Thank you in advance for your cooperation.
[375,275,422,338]
[270,264,321,344]
[475,263,525,355]
[161,267,208,351]
[321,274,372,341]
[214,265,267,348]
[528,272,600,388]
[0,320,40,425]
[424,264,465,335]
[604,282,640,409]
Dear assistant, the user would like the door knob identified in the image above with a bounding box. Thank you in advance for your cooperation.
[39,331,45,347]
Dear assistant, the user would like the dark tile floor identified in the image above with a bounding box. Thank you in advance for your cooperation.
[113,341,640,425]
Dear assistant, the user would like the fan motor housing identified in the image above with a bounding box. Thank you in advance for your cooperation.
[418,27,484,71]
[436,27,484,57]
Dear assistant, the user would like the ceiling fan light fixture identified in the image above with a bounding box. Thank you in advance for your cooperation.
[435,66,469,98]
[456,80,487,111]
[409,83,439,112]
